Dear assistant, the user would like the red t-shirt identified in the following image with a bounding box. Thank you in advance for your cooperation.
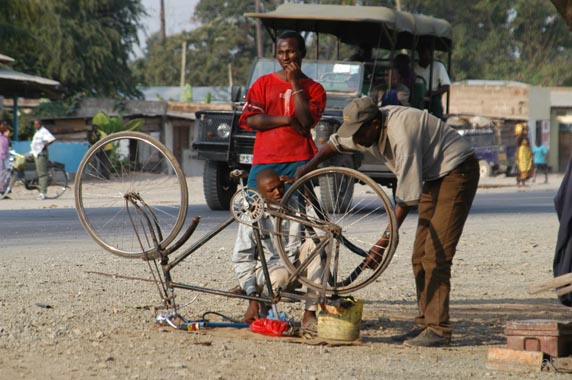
[239,73,326,165]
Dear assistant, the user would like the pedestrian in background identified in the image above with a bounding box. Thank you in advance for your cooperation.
[532,141,549,184]
[0,122,9,169]
[515,135,533,187]
[30,119,56,199]
[88,125,112,179]
[0,122,10,194]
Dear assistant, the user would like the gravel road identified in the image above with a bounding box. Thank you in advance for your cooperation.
[1,173,571,380]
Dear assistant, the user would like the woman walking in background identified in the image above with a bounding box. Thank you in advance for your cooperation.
[515,135,533,187]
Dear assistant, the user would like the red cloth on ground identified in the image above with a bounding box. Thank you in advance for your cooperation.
[249,318,290,337]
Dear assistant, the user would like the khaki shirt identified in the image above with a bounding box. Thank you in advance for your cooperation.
[330,106,473,206]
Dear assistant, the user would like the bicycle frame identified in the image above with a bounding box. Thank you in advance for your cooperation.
[121,177,360,328]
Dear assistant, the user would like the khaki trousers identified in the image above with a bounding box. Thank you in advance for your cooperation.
[412,156,479,337]
[255,240,324,311]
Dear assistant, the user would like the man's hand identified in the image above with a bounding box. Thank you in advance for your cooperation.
[279,175,294,185]
[243,299,261,323]
[361,233,390,270]
[285,61,302,83]
[294,165,313,181]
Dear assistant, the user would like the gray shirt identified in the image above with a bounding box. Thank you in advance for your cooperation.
[330,106,473,206]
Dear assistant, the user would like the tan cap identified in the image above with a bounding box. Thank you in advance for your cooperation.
[337,97,379,138]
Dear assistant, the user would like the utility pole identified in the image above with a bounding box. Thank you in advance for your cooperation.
[255,0,263,57]
[160,0,166,42]
[180,41,187,89]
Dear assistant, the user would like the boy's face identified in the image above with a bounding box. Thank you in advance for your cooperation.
[257,175,285,204]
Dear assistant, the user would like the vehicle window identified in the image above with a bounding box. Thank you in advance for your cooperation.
[247,59,364,96]
[455,129,496,147]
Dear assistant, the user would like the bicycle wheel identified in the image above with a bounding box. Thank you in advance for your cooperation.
[75,131,188,258]
[0,169,13,199]
[45,164,68,199]
[274,167,397,295]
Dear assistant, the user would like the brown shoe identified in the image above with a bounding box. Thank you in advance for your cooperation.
[390,327,424,342]
[403,329,451,347]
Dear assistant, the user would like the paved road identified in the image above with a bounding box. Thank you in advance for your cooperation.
[0,184,559,247]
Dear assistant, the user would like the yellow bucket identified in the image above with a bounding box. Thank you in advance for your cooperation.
[317,298,363,341]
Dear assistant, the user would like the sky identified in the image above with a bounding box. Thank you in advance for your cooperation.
[135,0,200,57]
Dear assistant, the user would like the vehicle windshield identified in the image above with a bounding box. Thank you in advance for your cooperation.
[454,128,496,147]
[248,58,369,110]
[248,59,365,96]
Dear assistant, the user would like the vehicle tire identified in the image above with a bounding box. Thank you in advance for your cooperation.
[75,131,188,258]
[478,160,492,178]
[274,167,398,295]
[203,160,237,211]
[45,164,68,199]
[319,172,354,213]
[319,155,355,213]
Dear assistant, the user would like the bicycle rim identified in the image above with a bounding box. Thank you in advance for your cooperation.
[75,131,188,258]
[274,167,398,295]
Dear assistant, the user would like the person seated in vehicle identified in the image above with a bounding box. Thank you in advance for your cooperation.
[414,42,450,119]
[378,54,415,107]
[232,168,324,330]
[346,44,372,62]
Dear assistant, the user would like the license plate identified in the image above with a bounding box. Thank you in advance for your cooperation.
[239,154,253,164]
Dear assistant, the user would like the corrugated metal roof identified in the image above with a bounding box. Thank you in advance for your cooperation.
[0,69,62,99]
[0,53,15,63]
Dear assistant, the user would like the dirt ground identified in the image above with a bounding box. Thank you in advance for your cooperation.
[1,173,572,379]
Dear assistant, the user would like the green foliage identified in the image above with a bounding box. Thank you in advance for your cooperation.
[0,0,146,98]
[400,0,572,86]
[92,112,144,134]
[204,92,212,104]
[133,0,278,87]
[181,84,193,102]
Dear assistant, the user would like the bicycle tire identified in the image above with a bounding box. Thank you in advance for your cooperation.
[0,169,13,199]
[75,131,188,258]
[45,164,68,199]
[274,167,398,295]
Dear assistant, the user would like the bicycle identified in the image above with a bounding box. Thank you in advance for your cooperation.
[0,150,69,200]
[74,131,398,329]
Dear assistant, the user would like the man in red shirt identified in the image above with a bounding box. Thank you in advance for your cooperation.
[239,31,326,188]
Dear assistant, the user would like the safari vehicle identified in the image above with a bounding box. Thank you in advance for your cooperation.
[193,3,452,210]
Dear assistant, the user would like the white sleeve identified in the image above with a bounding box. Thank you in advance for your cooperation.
[436,62,450,87]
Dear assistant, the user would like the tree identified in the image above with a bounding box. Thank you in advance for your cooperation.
[401,0,572,86]
[550,0,572,30]
[135,0,279,87]
[0,0,146,98]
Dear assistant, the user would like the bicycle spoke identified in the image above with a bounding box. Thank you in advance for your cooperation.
[275,167,398,295]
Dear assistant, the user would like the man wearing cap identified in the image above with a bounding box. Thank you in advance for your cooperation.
[295,98,479,347]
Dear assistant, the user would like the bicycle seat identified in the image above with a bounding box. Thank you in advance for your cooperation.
[230,169,248,179]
